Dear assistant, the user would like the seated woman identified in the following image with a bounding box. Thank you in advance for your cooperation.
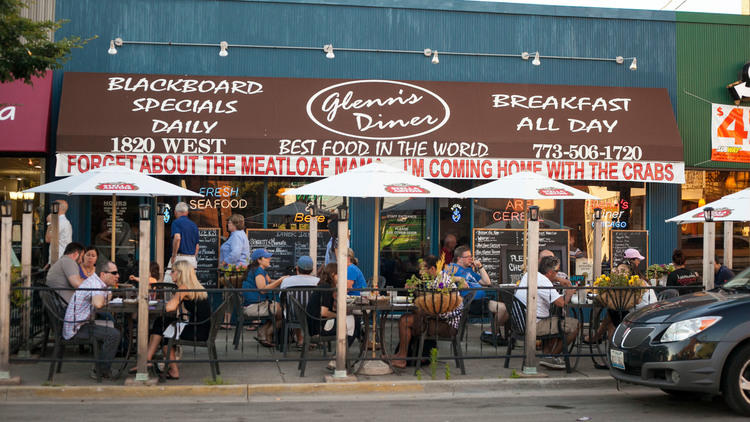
[129,260,210,379]
[242,248,287,347]
[667,249,701,295]
[391,255,462,369]
[306,263,356,345]
[79,245,99,280]
[128,261,161,285]
[585,248,656,343]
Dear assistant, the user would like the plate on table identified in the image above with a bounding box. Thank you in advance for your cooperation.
[109,298,123,304]
[148,300,158,305]
[123,298,137,304]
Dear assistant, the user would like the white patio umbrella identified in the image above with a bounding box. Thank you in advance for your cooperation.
[460,171,598,200]
[283,161,460,375]
[665,197,750,224]
[25,165,201,260]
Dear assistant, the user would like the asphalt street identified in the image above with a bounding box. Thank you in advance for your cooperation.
[0,385,743,421]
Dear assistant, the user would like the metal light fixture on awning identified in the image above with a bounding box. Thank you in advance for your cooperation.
[107,37,636,69]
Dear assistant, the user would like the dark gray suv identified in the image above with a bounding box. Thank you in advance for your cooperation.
[609,267,750,415]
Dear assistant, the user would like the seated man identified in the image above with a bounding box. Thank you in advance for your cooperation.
[280,256,320,347]
[447,245,508,343]
[62,260,121,380]
[392,255,463,369]
[514,255,577,370]
[46,242,85,304]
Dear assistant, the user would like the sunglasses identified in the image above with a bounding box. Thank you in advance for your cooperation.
[107,271,119,275]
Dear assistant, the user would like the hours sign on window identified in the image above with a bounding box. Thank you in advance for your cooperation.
[712,103,750,163]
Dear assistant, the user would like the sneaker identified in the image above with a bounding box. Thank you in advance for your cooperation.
[89,367,114,380]
[539,357,566,370]
[326,360,336,370]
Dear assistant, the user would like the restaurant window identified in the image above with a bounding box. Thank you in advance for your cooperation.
[380,197,427,288]
[565,182,645,276]
[0,157,46,270]
[678,170,750,272]
[90,195,141,278]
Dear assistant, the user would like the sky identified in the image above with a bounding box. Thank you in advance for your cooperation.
[475,0,743,14]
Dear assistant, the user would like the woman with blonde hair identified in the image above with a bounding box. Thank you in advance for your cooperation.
[129,260,210,379]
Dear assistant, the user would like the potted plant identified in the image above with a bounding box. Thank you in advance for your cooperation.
[645,263,675,286]
[218,263,248,289]
[406,255,466,316]
[593,272,645,311]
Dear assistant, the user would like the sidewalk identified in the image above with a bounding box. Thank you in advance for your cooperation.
[3,323,614,401]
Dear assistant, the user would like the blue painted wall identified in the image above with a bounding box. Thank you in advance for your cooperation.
[54,0,681,273]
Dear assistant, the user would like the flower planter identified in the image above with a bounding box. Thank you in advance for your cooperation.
[219,270,246,289]
[596,288,644,311]
[414,291,462,315]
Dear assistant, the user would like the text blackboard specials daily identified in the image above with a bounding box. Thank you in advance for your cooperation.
[246,229,331,279]
[473,228,569,284]
[610,230,649,274]
[196,228,219,288]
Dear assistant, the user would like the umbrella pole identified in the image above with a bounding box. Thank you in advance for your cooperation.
[111,194,116,262]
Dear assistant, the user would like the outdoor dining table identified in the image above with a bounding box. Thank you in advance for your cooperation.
[347,296,416,374]
[567,292,608,370]
[105,300,174,378]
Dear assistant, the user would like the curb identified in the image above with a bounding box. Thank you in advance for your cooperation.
[0,376,615,402]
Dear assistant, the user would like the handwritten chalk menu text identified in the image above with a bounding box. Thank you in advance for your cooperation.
[246,229,331,279]
[196,228,219,288]
[473,228,569,284]
[610,230,649,274]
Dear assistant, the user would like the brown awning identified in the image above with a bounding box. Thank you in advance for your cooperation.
[56,72,684,183]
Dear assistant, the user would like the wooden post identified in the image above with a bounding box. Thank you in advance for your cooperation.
[156,205,165,281]
[20,203,33,356]
[703,222,716,290]
[0,204,20,383]
[309,203,318,276]
[593,219,602,280]
[724,222,734,270]
[334,218,349,378]
[135,215,151,382]
[372,198,380,290]
[111,194,117,262]
[523,218,540,375]
[50,210,59,265]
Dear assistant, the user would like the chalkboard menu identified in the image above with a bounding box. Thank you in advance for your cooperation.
[196,228,219,288]
[473,228,569,284]
[246,229,331,279]
[610,230,649,274]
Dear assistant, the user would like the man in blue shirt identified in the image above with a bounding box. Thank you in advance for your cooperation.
[714,256,735,286]
[346,248,367,296]
[169,202,199,270]
[448,245,501,328]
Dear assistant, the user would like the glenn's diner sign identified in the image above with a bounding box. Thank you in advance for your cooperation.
[56,72,685,183]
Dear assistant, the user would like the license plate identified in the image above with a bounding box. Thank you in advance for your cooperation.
[610,349,625,370]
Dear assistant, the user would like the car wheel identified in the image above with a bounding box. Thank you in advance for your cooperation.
[659,388,703,400]
[722,343,750,416]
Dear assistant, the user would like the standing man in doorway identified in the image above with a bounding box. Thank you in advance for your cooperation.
[169,202,199,270]
[440,233,457,265]
[46,199,73,263]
